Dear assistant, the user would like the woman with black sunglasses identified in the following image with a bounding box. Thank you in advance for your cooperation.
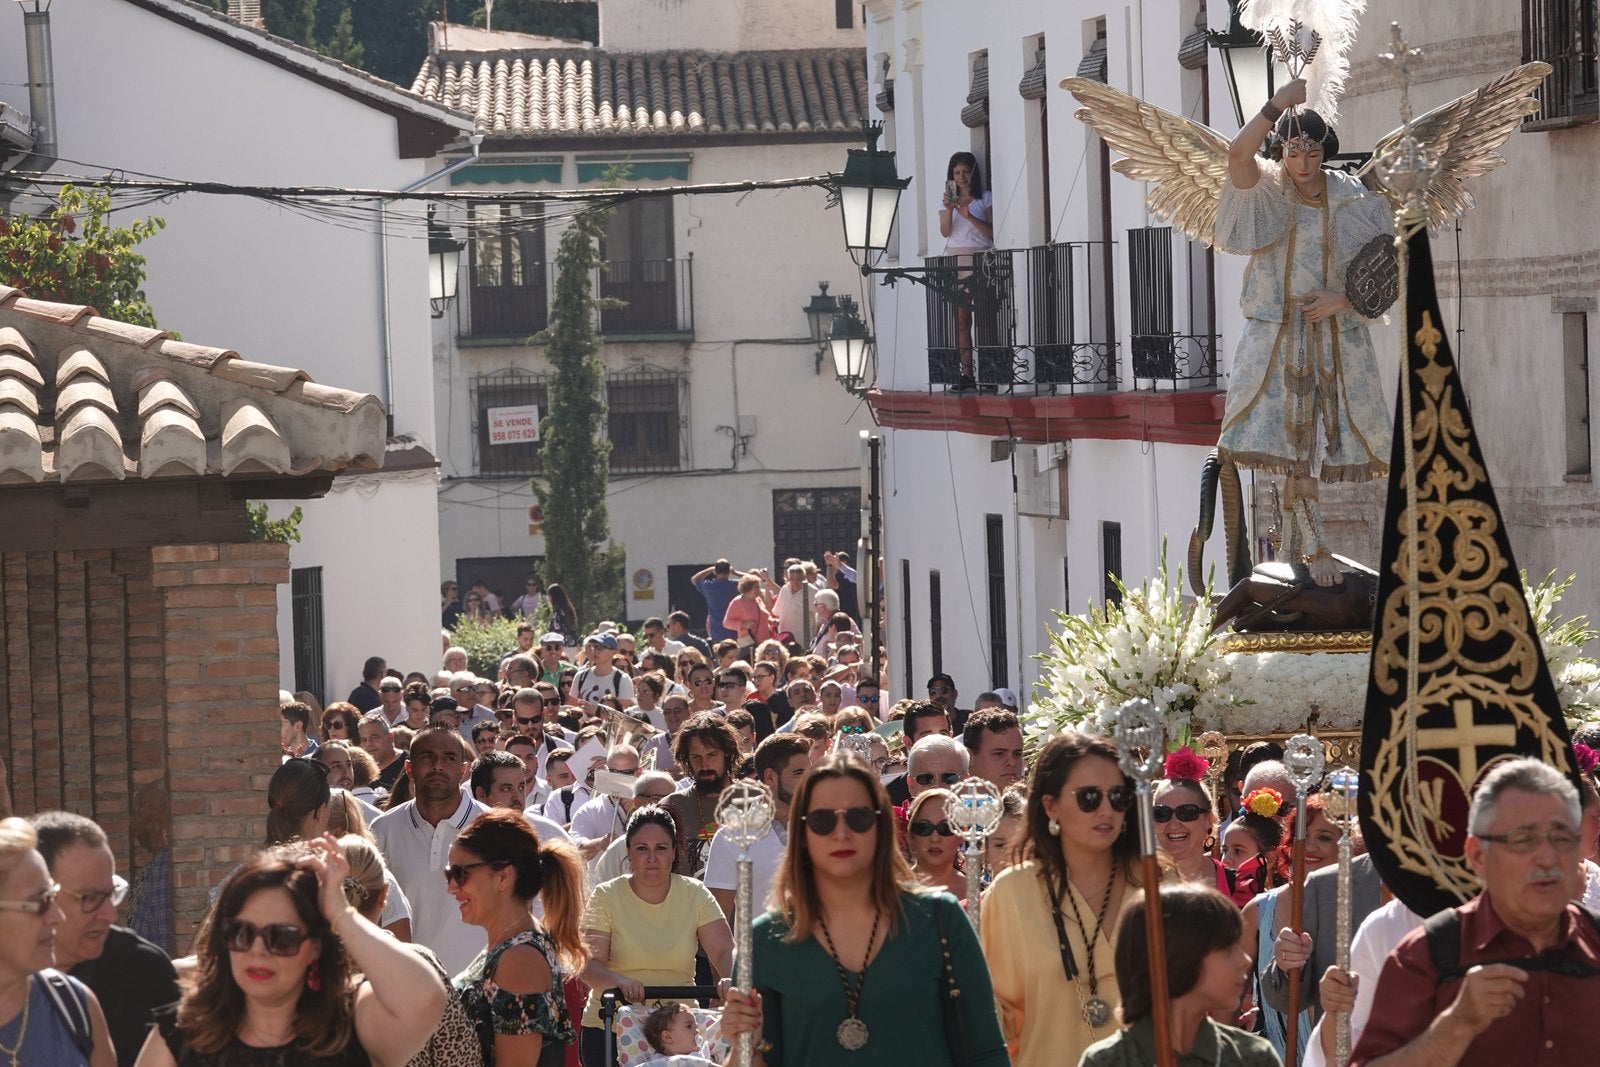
[138,836,446,1067]
[1153,777,1229,892]
[904,789,966,899]
[446,809,588,1066]
[979,731,1142,1066]
[719,753,1007,1066]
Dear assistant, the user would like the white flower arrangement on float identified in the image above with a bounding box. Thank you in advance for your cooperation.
[1030,566,1600,744]
[1027,560,1241,750]
[1526,571,1600,724]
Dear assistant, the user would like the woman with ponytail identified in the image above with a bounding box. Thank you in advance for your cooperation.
[267,757,334,847]
[447,808,588,1066]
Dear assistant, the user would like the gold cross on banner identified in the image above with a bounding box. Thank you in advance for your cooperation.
[1414,699,1517,786]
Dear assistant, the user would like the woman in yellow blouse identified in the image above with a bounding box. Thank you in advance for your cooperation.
[980,732,1143,1066]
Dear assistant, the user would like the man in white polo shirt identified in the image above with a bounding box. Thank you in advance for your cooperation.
[371,725,485,976]
[704,733,811,920]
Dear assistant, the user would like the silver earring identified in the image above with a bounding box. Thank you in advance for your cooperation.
[1047,817,1060,835]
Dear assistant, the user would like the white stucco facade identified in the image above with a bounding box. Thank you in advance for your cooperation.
[433,138,876,623]
[0,0,475,697]
[863,0,1597,702]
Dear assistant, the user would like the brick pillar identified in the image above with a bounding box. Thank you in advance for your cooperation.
[151,541,290,937]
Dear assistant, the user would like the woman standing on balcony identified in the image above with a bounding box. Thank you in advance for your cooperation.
[938,151,994,393]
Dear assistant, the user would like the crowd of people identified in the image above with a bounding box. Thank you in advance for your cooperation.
[2,550,1599,1066]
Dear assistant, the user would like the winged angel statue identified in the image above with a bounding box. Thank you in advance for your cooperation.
[1062,40,1548,602]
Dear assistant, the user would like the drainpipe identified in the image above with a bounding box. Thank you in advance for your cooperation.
[377,132,482,437]
[13,0,58,177]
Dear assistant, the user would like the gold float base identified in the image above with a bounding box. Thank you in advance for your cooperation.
[1215,630,1372,655]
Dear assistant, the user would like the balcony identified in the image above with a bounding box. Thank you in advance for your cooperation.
[598,257,694,336]
[867,241,1225,446]
[925,243,1119,393]
[1523,0,1598,127]
[463,257,694,341]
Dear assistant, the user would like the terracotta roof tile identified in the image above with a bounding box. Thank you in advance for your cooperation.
[0,292,384,486]
[414,47,867,139]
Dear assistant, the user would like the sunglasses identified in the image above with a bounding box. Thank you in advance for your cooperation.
[689,676,714,686]
[801,806,879,834]
[910,819,955,838]
[1153,803,1206,824]
[717,680,744,689]
[927,685,953,696]
[222,917,309,957]
[0,883,60,916]
[913,771,963,788]
[444,860,507,886]
[1073,785,1134,813]
[515,715,540,727]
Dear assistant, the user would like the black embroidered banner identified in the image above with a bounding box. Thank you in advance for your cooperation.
[1359,230,1580,918]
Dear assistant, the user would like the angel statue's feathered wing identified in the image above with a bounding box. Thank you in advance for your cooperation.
[1062,62,1551,244]
[1359,61,1550,233]
[1059,77,1231,248]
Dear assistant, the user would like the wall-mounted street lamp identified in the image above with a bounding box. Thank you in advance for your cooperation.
[827,303,874,397]
[427,208,464,319]
[1206,1,1291,130]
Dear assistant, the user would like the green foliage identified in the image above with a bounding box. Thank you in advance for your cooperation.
[532,208,626,625]
[0,186,165,327]
[248,503,305,544]
[468,0,598,42]
[324,7,365,67]
[450,615,525,677]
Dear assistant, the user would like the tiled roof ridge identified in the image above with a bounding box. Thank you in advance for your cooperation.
[0,286,379,417]
[413,47,868,138]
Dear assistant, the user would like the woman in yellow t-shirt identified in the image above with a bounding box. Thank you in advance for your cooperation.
[980,732,1144,1066]
[577,806,733,1067]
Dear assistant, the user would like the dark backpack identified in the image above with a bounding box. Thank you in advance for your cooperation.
[38,969,95,1057]
[1424,902,1600,981]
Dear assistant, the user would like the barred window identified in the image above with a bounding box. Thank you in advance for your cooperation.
[473,373,548,476]
[608,371,684,474]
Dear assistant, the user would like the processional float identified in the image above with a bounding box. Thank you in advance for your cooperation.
[1059,7,1578,1067]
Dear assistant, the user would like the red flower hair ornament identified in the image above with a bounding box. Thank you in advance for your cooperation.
[1163,746,1210,782]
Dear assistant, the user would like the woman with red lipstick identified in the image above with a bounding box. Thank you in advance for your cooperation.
[447,809,588,1067]
[1079,885,1279,1066]
[720,753,1008,1065]
[139,836,447,1067]
[0,817,117,1066]
[980,732,1143,1066]
[904,789,966,899]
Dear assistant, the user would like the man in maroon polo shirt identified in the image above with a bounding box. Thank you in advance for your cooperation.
[1351,758,1600,1067]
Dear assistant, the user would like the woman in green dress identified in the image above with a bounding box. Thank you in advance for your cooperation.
[720,753,1007,1066]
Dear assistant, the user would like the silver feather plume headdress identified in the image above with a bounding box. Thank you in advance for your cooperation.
[1241,0,1368,124]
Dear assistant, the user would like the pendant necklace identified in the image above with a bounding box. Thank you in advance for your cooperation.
[1062,864,1117,1028]
[817,908,883,1051]
[0,977,30,1067]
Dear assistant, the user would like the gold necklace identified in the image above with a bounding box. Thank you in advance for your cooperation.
[0,977,29,1067]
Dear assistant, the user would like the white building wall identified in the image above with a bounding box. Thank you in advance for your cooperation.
[435,140,876,621]
[599,0,862,54]
[0,0,469,695]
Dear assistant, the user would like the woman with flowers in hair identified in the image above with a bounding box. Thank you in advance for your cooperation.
[1152,747,1231,894]
[1237,791,1353,1062]
[1228,787,1290,905]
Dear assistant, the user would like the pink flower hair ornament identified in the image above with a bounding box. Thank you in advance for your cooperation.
[1575,742,1599,776]
[1163,746,1210,782]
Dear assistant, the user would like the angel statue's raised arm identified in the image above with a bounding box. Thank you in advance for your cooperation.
[1062,52,1548,601]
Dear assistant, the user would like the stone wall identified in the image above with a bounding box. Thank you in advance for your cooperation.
[0,540,288,939]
